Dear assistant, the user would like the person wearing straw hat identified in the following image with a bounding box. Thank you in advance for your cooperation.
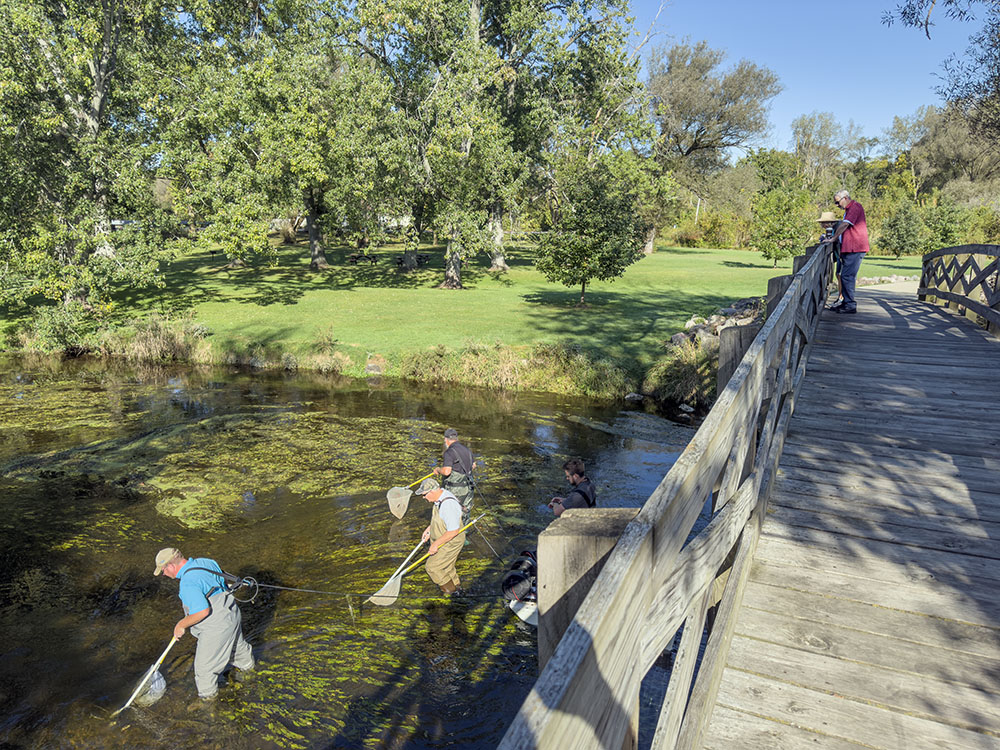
[827,190,869,314]
[153,547,254,703]
[415,479,467,595]
[816,210,843,308]
[433,428,475,510]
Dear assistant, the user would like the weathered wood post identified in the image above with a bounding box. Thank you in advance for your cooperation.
[765,275,793,319]
[537,507,640,748]
[717,324,760,395]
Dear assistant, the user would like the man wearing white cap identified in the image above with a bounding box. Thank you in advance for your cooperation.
[415,479,467,595]
[153,547,254,702]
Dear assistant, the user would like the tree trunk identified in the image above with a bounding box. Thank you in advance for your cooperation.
[403,201,424,271]
[92,178,116,259]
[305,189,329,270]
[402,225,418,270]
[487,203,508,271]
[441,231,463,289]
[642,226,657,255]
[579,280,587,305]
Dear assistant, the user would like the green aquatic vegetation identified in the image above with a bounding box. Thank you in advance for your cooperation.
[4,409,478,529]
[52,511,154,553]
[0,358,694,748]
[0,380,149,453]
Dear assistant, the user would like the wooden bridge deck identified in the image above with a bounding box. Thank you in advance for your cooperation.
[703,283,1000,749]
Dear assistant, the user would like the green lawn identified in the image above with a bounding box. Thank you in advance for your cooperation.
[117,242,922,373]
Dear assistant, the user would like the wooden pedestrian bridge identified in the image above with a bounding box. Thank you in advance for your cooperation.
[500,244,1000,749]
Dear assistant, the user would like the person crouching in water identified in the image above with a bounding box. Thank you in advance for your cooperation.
[153,547,254,703]
[415,478,466,595]
[548,458,596,517]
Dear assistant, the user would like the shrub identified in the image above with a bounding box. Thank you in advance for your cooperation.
[643,338,719,406]
[307,351,352,374]
[922,198,968,250]
[398,342,634,399]
[99,315,210,362]
[668,217,704,247]
[699,209,737,249]
[877,200,926,257]
[749,188,814,266]
[17,303,97,354]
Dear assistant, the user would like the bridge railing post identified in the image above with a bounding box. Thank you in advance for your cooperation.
[537,508,639,670]
[536,508,641,749]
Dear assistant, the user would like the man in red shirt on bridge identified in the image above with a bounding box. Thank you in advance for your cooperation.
[827,189,869,314]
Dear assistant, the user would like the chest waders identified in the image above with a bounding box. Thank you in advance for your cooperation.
[180,569,255,698]
[442,471,473,509]
[425,502,466,593]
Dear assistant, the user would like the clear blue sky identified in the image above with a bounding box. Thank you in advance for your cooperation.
[628,0,978,152]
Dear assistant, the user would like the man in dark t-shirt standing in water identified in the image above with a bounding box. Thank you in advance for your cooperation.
[433,428,475,510]
[548,458,596,517]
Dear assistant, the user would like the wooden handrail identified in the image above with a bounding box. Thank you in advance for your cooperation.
[918,244,1000,335]
[499,244,835,749]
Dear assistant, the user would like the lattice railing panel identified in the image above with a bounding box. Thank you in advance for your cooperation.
[919,245,1000,333]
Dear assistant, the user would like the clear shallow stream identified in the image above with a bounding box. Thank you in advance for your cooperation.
[0,356,696,749]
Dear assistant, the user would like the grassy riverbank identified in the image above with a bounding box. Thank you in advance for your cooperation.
[2,242,922,398]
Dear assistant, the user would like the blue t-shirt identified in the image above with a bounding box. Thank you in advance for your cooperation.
[177,557,226,615]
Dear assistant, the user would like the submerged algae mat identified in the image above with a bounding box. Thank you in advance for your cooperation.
[0,357,693,749]
[3,409,447,530]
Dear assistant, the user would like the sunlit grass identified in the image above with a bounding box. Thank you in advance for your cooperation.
[104,240,921,379]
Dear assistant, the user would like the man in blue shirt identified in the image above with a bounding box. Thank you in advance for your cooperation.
[154,547,255,700]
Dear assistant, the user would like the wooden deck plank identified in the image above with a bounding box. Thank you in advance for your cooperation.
[777,463,1000,500]
[773,478,1000,524]
[770,491,1000,539]
[791,397,1000,424]
[807,351,1000,370]
[777,453,1000,493]
[735,606,1000,692]
[775,466,1000,513]
[781,438,1000,475]
[796,380,998,405]
[750,556,1000,627]
[757,528,1000,587]
[741,580,1000,660]
[784,418,1000,458]
[766,503,1000,559]
[790,402,1000,430]
[703,704,870,750]
[726,636,1000,736]
[713,668,1000,749]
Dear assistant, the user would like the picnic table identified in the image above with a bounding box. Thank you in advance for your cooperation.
[394,254,431,267]
[347,253,377,265]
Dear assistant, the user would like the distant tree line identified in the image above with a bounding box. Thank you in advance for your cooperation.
[667,102,1000,265]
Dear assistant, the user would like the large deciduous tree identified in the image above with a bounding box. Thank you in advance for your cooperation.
[648,40,781,179]
[0,0,178,307]
[0,0,299,307]
[884,1,1000,140]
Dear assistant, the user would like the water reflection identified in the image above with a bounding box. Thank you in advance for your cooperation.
[0,355,694,748]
